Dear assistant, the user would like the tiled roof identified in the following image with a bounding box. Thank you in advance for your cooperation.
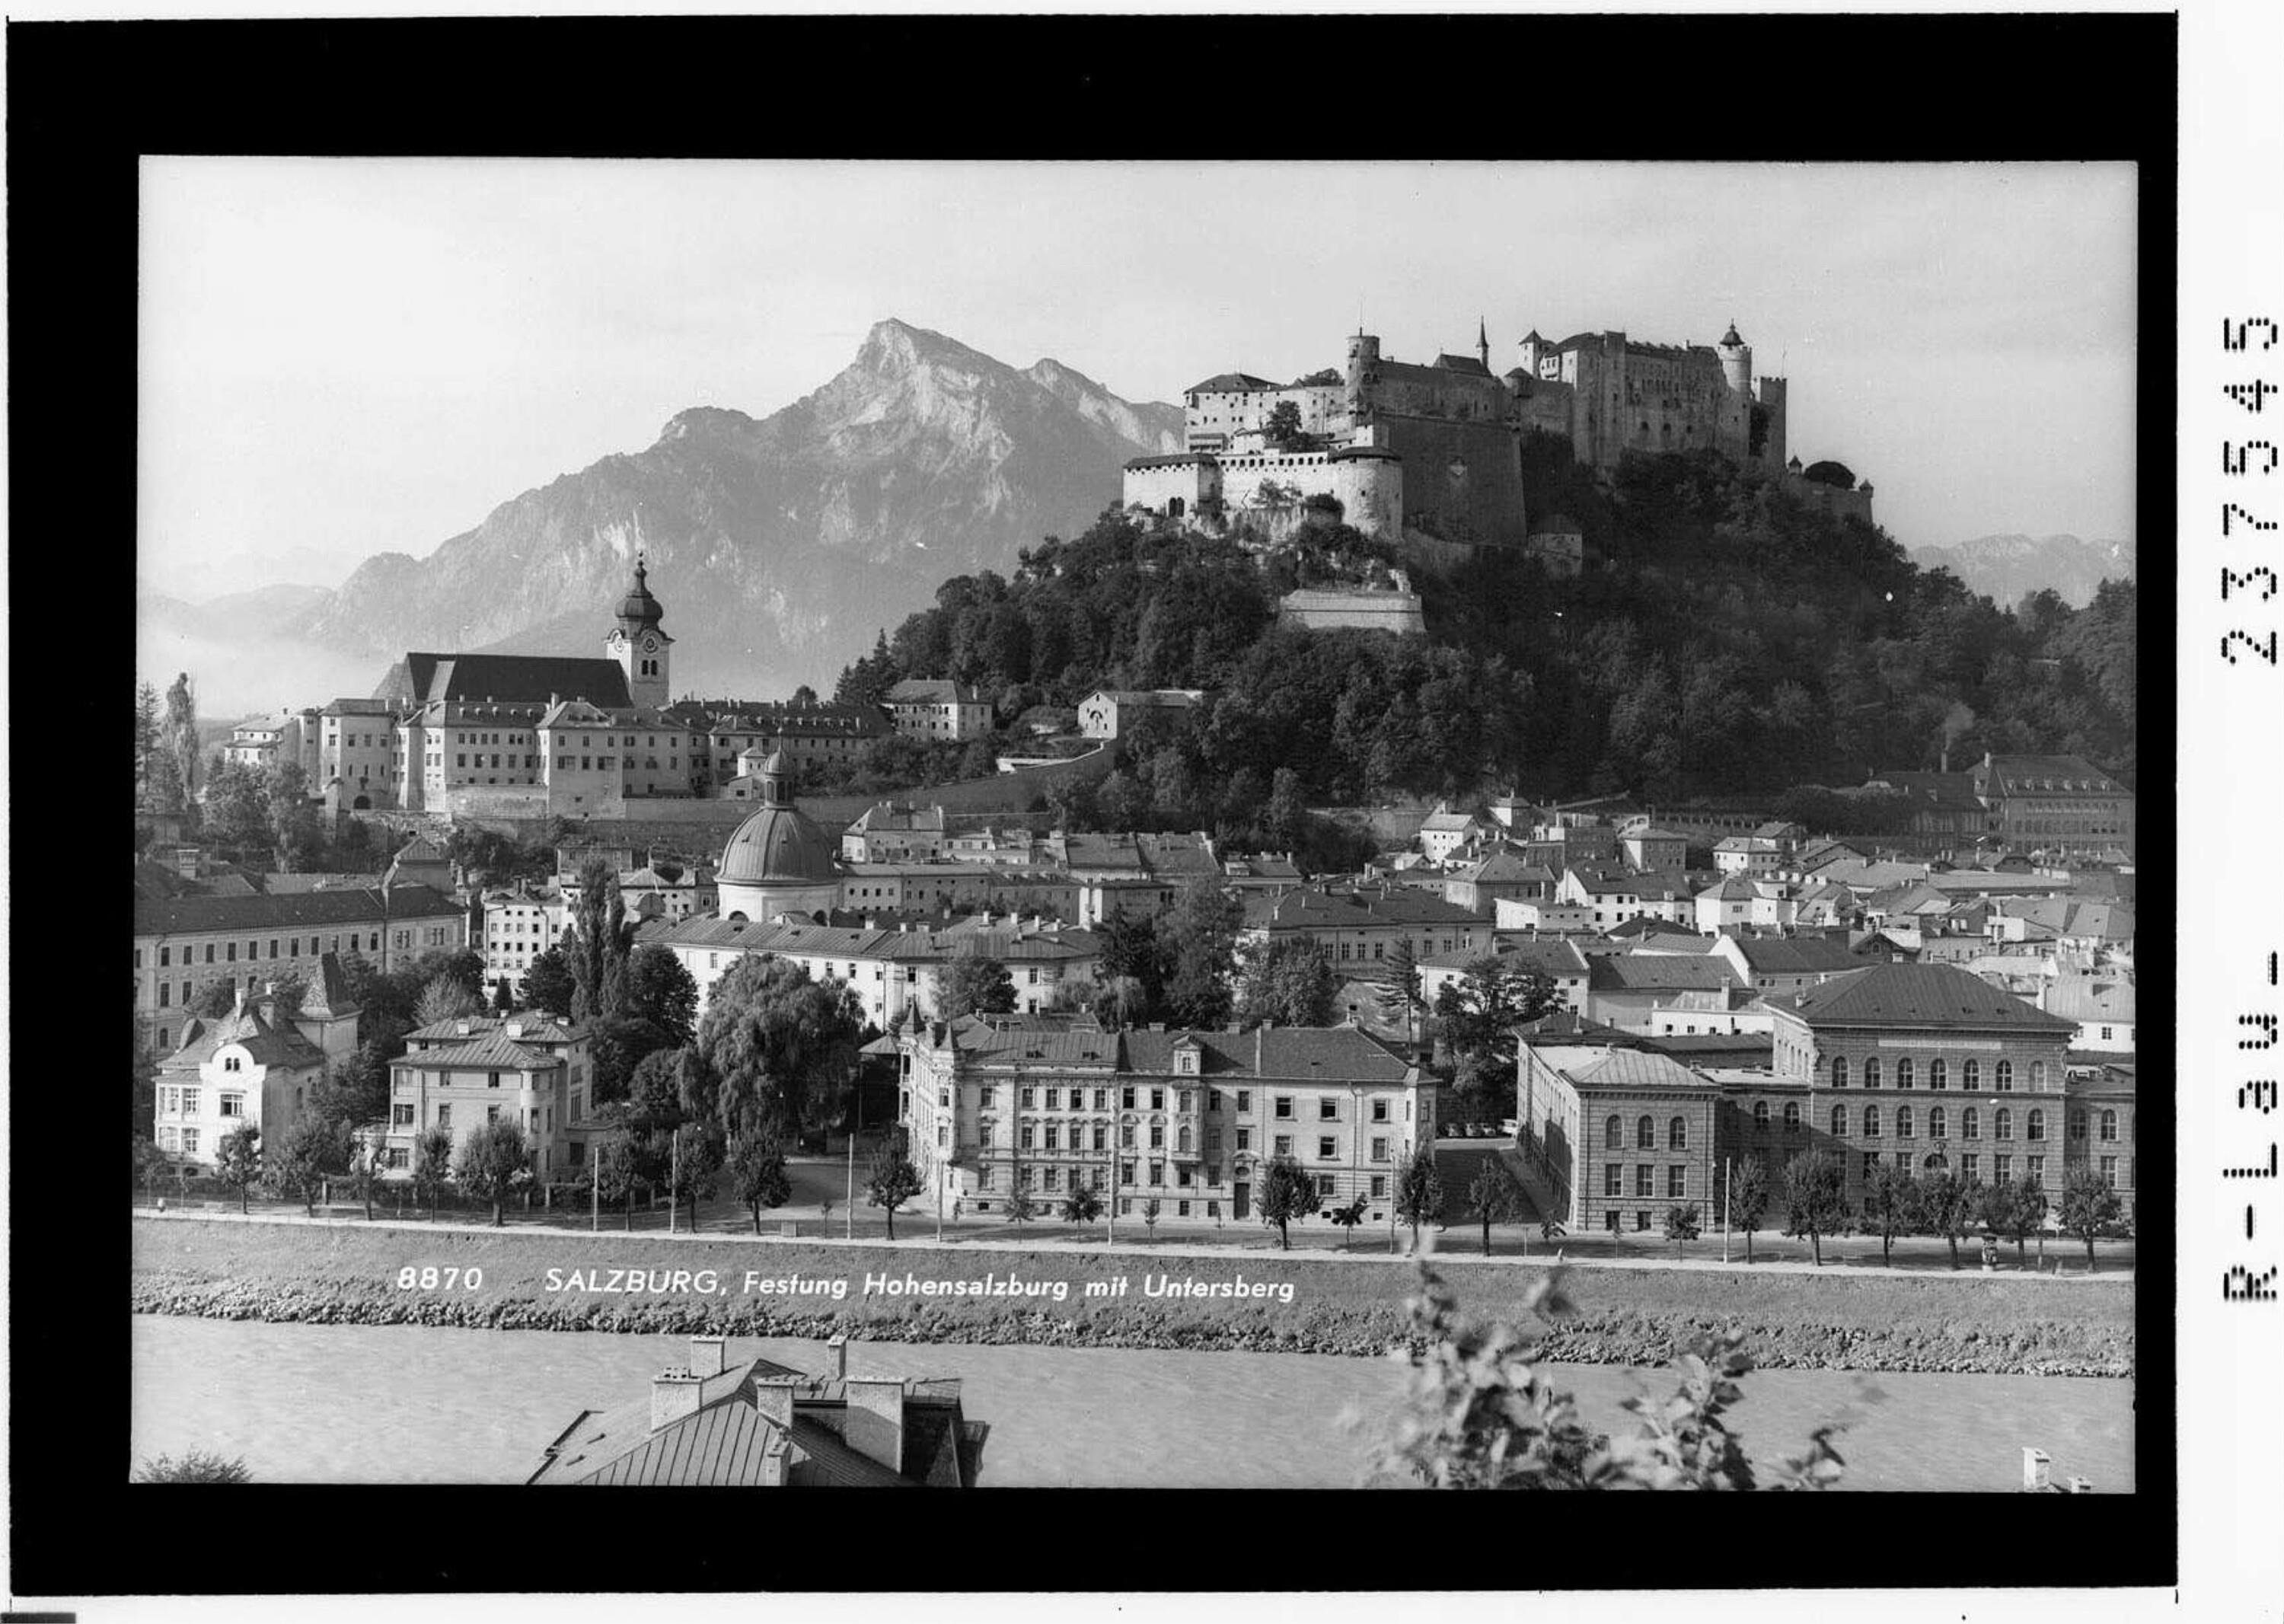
[161,1001,327,1073]
[404,1032,560,1070]
[1976,755,2129,796]
[1568,1049,1715,1093]
[1723,936,1862,974]
[1590,957,1743,993]
[2042,978,2136,1023]
[398,652,633,710]
[887,679,981,706]
[133,883,464,937]
[407,1012,583,1043]
[1245,886,1483,930]
[1772,963,2075,1032]
[1186,372,1277,394]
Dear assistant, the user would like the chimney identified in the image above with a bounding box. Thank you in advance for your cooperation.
[825,1332,849,1380]
[751,1374,799,1431]
[844,1377,907,1475]
[688,1334,729,1377]
[651,1367,704,1432]
[758,1431,792,1487]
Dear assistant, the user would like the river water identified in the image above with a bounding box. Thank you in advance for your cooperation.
[129,1316,2132,1492]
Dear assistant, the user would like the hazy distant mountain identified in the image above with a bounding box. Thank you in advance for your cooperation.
[1909,533,2136,608]
[137,585,378,719]
[260,319,1185,700]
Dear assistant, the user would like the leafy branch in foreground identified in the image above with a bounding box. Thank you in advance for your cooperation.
[1354,1265,1849,1491]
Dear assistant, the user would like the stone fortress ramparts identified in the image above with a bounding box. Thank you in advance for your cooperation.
[1123,318,1875,556]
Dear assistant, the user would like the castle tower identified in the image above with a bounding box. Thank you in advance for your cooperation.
[1517,329,1546,378]
[1476,317,1491,374]
[604,554,674,710]
[1717,321,1753,397]
[1345,330,1381,420]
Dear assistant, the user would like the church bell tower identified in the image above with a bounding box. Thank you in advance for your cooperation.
[605,554,672,711]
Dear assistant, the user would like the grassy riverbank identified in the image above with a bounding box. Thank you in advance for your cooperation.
[132,1216,2133,1377]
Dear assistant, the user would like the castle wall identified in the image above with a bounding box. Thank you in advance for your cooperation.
[1784,474,1874,525]
[1374,414,1527,547]
[1332,454,1402,539]
[1124,459,1222,522]
[1185,384,1346,451]
[1278,586,1427,636]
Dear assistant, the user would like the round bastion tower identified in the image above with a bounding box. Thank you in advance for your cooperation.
[1717,321,1753,397]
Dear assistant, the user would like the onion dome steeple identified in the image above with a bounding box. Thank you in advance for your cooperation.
[617,554,665,633]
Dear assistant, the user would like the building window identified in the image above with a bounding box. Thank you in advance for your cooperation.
[1274,1096,1294,1119]
[1864,1105,1881,1137]
[1021,1125,1035,1150]
[219,1093,244,1118]
[1782,1102,1801,1134]
[1896,1106,1914,1139]
[437,1104,451,1127]
[1667,1165,1686,1199]
[1862,1058,1881,1089]
[2070,1110,2088,1141]
[1928,1060,1947,1091]
[1830,1105,1848,1137]
[1635,1165,1654,1198]
[1928,1106,1947,1140]
[1150,1089,1165,1111]
[1318,1098,1338,1121]
[1830,1057,1848,1088]
[1895,1059,1913,1090]
[1635,1211,1652,1232]
[1995,1061,2014,1093]
[1962,1107,1980,1141]
[1963,1060,1980,1091]
[1236,1129,1251,1152]
[1273,1136,1291,1157]
[1752,1101,1769,1130]
[2026,1109,2046,1142]
[1668,1115,1687,1150]
[2099,1155,2118,1190]
[2030,1061,2047,1091]
[1636,1115,1654,1150]
[1121,1086,1136,1109]
[1605,1114,1623,1149]
[1236,1090,1252,1112]
[2100,1109,2120,1142]
[1994,1108,2012,1141]
[1317,1136,1337,1160]
[2027,1155,2044,1185]
[1149,1122,1164,1150]
[392,1104,415,1126]
[1372,1099,1390,1122]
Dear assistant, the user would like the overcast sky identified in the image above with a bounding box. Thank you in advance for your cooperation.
[139,158,2136,599]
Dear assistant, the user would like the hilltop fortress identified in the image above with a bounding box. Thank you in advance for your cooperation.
[1123,320,1873,556]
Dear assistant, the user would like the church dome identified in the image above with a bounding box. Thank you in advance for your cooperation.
[1720,322,1745,348]
[717,753,838,890]
[719,804,838,886]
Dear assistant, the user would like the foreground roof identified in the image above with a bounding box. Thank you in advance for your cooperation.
[133,882,464,937]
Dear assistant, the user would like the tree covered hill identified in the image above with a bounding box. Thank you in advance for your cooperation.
[834,443,2136,813]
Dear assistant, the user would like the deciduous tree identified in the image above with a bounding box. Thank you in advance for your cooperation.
[214,1122,263,1214]
[1663,1201,1702,1259]
[1465,1156,1526,1255]
[1235,935,1338,1029]
[522,947,576,1018]
[455,1118,531,1226]
[1781,1150,1846,1267]
[866,1144,923,1240]
[1256,1154,1320,1250]
[1915,1166,1980,1270]
[268,1117,352,1216]
[410,1124,454,1219]
[1729,1157,1770,1263]
[1060,1181,1104,1228]
[940,952,1018,1019]
[1161,879,1243,1029]
[726,1129,793,1233]
[696,954,865,1140]
[2058,1167,2123,1272]
[1395,1144,1447,1253]
[623,943,701,1046]
[1862,1161,1920,1267]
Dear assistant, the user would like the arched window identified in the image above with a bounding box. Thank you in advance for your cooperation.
[1669,1116,1688,1150]
[1896,1106,1915,1139]
[1928,1060,1947,1091]
[1830,1057,1849,1088]
[2027,1109,2046,1142]
[1963,1060,1981,1091]
[1830,1105,1849,1137]
[1606,1115,1623,1149]
[2100,1109,2120,1142]
[2030,1061,2046,1092]
[1638,1115,1655,1150]
[1995,1061,2014,1093]
[2069,1110,2088,1141]
[1896,1059,1914,1090]
[1994,1108,2012,1141]
[1782,1102,1801,1134]
[1863,1058,1882,1090]
[1929,1106,1947,1140]
[1863,1105,1881,1137]
[1753,1100,1770,1130]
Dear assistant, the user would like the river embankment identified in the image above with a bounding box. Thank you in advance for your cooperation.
[131,1215,2134,1377]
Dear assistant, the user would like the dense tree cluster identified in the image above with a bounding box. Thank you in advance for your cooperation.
[833,454,2134,822]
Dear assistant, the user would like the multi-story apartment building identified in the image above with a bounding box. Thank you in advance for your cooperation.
[481,887,569,1000]
[841,802,949,863]
[895,1013,1435,1227]
[638,916,1103,1032]
[151,959,362,1169]
[885,678,994,743]
[1516,1045,1721,1235]
[1239,883,1486,971]
[133,884,470,1056]
[384,1011,592,1185]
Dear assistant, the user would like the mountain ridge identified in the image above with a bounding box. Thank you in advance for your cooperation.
[1908,532,2134,608]
[180,319,1181,713]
